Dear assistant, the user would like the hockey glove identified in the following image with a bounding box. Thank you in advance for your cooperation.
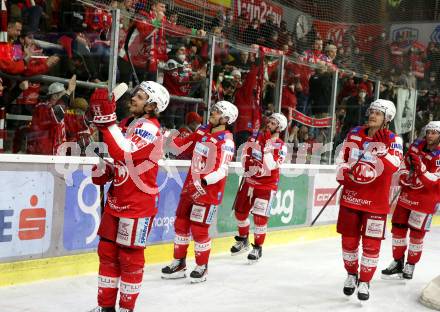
[408,152,426,175]
[90,88,117,128]
[372,128,392,157]
[398,171,412,187]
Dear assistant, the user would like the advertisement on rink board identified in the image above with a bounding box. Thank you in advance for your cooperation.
[0,171,54,259]
[148,169,188,243]
[216,171,309,234]
[312,173,340,224]
[63,170,103,251]
[390,22,440,49]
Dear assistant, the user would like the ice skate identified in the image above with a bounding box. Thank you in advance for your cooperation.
[247,244,262,264]
[357,281,370,301]
[190,264,208,283]
[381,257,404,280]
[88,307,116,312]
[343,273,358,296]
[161,258,187,279]
[118,309,133,312]
[230,235,250,255]
[402,263,415,280]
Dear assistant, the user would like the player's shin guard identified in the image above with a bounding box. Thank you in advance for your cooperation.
[97,240,120,309]
[341,236,360,274]
[359,237,381,282]
[118,248,144,311]
[391,227,408,260]
[173,217,191,260]
[235,212,250,237]
[192,224,211,266]
[407,230,425,265]
[253,215,268,246]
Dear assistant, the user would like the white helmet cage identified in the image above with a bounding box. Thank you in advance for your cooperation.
[212,100,238,125]
[269,113,288,131]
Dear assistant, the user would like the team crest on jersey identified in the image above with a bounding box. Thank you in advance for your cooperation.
[114,160,129,186]
[351,162,377,184]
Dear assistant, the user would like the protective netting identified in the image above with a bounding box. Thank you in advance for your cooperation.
[77,0,440,89]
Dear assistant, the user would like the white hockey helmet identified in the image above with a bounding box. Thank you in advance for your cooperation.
[137,81,170,113]
[212,100,238,125]
[425,121,440,133]
[367,99,396,122]
[269,113,288,131]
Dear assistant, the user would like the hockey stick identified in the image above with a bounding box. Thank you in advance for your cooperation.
[310,148,367,226]
[124,25,140,85]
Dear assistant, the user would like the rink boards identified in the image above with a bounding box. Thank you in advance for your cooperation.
[0,155,438,286]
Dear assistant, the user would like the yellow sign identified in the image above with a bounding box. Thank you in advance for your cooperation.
[209,0,231,8]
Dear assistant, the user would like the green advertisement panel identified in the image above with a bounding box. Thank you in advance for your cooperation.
[216,173,309,234]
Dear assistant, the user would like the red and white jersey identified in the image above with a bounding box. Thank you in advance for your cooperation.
[242,130,287,191]
[100,116,163,218]
[397,139,440,214]
[173,124,235,205]
[337,126,403,214]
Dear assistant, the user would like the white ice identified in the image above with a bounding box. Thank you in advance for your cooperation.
[2,227,440,312]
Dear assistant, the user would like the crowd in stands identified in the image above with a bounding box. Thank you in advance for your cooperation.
[0,0,439,162]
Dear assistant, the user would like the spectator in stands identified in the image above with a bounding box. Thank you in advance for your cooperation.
[340,84,371,139]
[281,77,297,121]
[308,62,332,117]
[258,13,278,46]
[27,79,77,155]
[358,74,374,98]
[324,44,337,65]
[228,14,248,44]
[59,0,101,81]
[118,0,205,83]
[277,20,290,47]
[243,18,260,46]
[289,124,316,163]
[265,30,279,49]
[0,20,59,76]
[64,97,92,155]
[302,38,326,64]
[231,51,252,71]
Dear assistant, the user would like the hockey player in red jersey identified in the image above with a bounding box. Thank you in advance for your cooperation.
[161,100,238,283]
[381,121,440,280]
[89,81,170,312]
[230,113,288,263]
[336,99,403,301]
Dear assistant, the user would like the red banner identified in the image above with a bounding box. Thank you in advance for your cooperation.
[313,21,384,53]
[235,0,283,26]
[291,109,332,128]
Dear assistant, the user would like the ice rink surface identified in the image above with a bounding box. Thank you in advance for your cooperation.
[2,227,440,312]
